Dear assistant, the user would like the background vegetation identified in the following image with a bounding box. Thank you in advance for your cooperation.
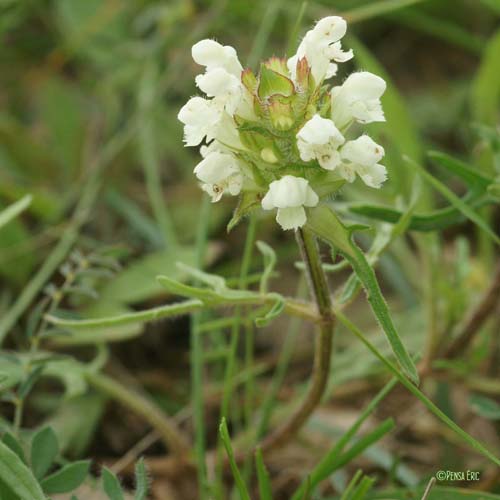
[0,0,499,498]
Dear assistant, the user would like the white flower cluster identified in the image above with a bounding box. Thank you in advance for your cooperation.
[178,16,388,231]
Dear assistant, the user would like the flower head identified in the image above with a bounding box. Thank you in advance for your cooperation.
[179,16,388,231]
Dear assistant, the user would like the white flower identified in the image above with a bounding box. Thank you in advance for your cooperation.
[195,67,242,115]
[338,135,387,188]
[261,175,319,230]
[177,96,222,146]
[287,16,353,83]
[331,72,386,130]
[296,115,345,170]
[192,39,243,77]
[193,151,243,202]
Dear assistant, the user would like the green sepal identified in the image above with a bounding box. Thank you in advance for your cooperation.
[263,56,289,76]
[241,68,258,94]
[227,191,261,232]
[258,64,294,100]
[306,205,419,385]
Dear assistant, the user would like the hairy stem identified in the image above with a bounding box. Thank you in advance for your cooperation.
[259,227,335,452]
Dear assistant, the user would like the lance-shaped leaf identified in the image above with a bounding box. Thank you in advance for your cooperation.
[0,194,32,231]
[306,205,419,385]
[0,440,46,500]
[405,156,500,246]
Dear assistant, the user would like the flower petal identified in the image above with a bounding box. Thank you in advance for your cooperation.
[276,206,307,230]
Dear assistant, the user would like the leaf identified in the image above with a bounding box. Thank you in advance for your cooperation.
[219,418,251,500]
[40,460,90,495]
[255,448,272,500]
[368,486,500,499]
[255,295,285,327]
[256,240,277,293]
[469,394,500,420]
[2,432,26,463]
[343,0,426,23]
[46,299,204,329]
[428,151,493,190]
[227,191,261,232]
[405,156,500,246]
[31,426,59,479]
[306,206,419,384]
[0,195,32,231]
[0,440,46,500]
[335,310,500,468]
[38,77,85,177]
[471,28,500,127]
[102,467,125,500]
[292,419,394,499]
[348,195,490,231]
[133,458,149,500]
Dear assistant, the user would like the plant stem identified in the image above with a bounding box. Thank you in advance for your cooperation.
[259,227,335,452]
[191,195,211,499]
[86,371,190,457]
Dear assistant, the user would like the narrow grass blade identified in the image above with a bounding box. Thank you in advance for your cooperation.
[335,310,500,467]
[292,420,394,499]
[405,156,500,246]
[343,0,428,23]
[219,418,251,500]
[0,194,32,230]
[255,448,273,500]
[428,151,493,189]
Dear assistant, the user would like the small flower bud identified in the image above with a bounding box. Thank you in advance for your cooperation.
[261,148,278,164]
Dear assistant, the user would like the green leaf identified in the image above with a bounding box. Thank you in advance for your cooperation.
[471,28,500,127]
[292,419,394,499]
[2,432,26,463]
[0,440,46,500]
[469,394,500,420]
[343,0,426,23]
[0,195,32,231]
[307,206,419,384]
[255,448,273,500]
[40,460,90,495]
[348,195,490,232]
[335,310,500,468]
[228,191,262,233]
[102,467,124,500]
[368,486,500,499]
[255,295,285,327]
[428,151,493,190]
[256,240,277,294]
[46,299,203,329]
[134,458,149,500]
[405,156,500,246]
[31,426,59,480]
[219,418,251,500]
